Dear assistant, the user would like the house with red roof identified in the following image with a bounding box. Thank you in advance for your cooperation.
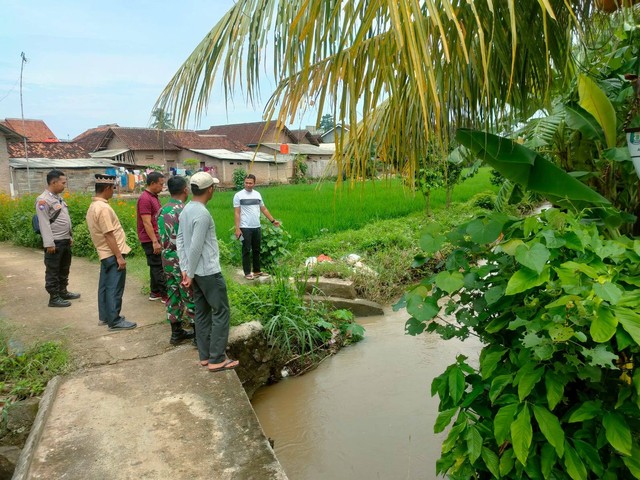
[0,118,59,142]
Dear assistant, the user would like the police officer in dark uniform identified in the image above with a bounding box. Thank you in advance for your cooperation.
[35,169,80,307]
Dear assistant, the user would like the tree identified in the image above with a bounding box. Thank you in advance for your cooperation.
[156,1,600,182]
[149,108,175,130]
[319,114,334,133]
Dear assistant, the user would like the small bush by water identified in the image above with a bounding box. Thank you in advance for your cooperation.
[0,324,70,405]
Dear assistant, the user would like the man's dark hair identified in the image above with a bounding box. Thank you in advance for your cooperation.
[245,174,256,182]
[168,175,187,195]
[47,169,65,185]
[190,184,209,196]
[95,183,113,194]
[146,171,165,185]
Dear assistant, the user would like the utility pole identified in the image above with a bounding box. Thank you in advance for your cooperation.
[20,52,31,193]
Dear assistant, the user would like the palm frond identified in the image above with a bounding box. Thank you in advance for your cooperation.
[157,0,601,180]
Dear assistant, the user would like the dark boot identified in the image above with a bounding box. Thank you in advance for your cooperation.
[170,322,195,345]
[48,295,71,308]
[60,291,81,300]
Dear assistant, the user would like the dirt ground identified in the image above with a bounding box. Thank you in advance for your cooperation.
[0,242,173,367]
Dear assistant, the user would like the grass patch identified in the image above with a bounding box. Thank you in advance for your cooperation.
[0,322,70,404]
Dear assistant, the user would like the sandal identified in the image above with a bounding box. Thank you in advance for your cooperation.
[253,272,269,277]
[244,274,255,280]
[208,359,240,373]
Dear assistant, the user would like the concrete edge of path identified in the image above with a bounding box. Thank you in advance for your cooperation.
[12,375,62,480]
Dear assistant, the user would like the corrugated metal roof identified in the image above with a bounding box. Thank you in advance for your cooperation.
[190,149,287,163]
[261,143,335,155]
[10,158,115,169]
[89,148,130,158]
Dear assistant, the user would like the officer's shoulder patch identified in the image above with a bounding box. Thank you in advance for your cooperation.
[37,199,47,206]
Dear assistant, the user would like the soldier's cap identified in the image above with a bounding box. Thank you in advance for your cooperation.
[95,173,116,185]
[190,172,219,189]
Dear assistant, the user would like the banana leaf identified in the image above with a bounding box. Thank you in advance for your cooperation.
[456,129,610,210]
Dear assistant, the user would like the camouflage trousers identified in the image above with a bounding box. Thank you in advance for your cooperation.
[162,253,195,325]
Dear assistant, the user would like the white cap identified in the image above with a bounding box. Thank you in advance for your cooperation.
[190,172,219,189]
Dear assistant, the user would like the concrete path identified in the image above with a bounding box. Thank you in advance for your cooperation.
[0,243,287,479]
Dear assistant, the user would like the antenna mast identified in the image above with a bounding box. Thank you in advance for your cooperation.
[20,52,31,193]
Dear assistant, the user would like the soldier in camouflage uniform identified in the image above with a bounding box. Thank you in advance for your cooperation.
[157,176,195,345]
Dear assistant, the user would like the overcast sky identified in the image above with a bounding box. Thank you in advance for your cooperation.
[0,0,320,139]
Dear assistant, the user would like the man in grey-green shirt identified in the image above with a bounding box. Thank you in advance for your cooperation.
[177,172,239,373]
[35,169,80,307]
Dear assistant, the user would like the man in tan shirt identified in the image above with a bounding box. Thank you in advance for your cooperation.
[86,174,136,330]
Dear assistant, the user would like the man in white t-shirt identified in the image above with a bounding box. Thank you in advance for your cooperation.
[233,174,280,280]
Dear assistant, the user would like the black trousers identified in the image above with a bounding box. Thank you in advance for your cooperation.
[44,239,72,296]
[240,227,261,275]
[142,241,167,295]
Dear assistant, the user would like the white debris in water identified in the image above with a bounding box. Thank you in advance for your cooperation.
[281,368,290,378]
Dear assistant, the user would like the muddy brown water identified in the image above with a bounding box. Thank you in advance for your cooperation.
[252,308,482,480]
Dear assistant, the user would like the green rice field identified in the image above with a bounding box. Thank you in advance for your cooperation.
[207,169,495,242]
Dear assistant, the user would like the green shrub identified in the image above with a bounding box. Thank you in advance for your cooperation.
[402,208,640,479]
[470,192,496,210]
[71,222,98,259]
[232,168,247,190]
[260,221,291,270]
[0,328,69,402]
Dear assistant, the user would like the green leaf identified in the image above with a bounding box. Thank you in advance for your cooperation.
[511,405,532,466]
[568,400,602,423]
[481,447,500,478]
[581,344,618,368]
[515,243,550,274]
[573,440,604,478]
[456,129,610,210]
[406,289,439,322]
[590,305,618,342]
[466,217,506,244]
[621,444,640,479]
[499,448,515,477]
[549,324,575,342]
[578,74,617,148]
[615,308,640,345]
[489,374,513,404]
[405,317,426,335]
[540,443,557,479]
[466,426,483,464]
[564,442,588,480]
[603,412,632,455]
[594,282,623,305]
[545,372,565,411]
[442,419,467,454]
[533,405,565,457]
[495,403,518,444]
[506,266,550,295]
[434,408,458,433]
[565,102,606,143]
[517,366,545,402]
[419,232,446,255]
[434,271,465,294]
[484,285,505,305]
[448,366,466,404]
[480,348,507,379]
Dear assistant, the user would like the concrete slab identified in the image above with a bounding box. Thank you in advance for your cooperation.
[0,244,287,479]
[26,346,287,480]
[304,276,357,299]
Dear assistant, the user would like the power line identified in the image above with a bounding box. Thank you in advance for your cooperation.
[0,78,19,104]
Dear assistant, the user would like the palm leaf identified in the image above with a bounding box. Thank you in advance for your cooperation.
[156,0,599,181]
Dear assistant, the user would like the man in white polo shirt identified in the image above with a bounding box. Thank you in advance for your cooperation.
[233,174,280,280]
